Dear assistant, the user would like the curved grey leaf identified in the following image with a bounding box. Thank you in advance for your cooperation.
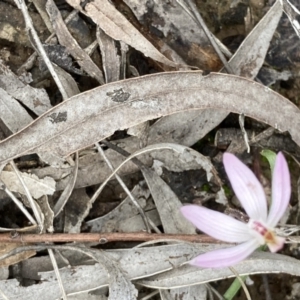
[138,251,300,289]
[0,88,33,134]
[0,243,212,299]
[0,71,299,165]
[228,0,282,78]
[142,167,195,234]
[0,60,52,116]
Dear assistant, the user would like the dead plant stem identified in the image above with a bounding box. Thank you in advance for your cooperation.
[1,232,223,244]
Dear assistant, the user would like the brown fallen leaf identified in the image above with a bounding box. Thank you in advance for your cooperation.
[124,0,221,70]
[66,0,178,68]
[0,243,35,267]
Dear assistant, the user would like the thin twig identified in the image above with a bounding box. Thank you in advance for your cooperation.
[183,0,234,73]
[101,140,144,168]
[229,267,252,300]
[9,162,68,299]
[239,113,250,153]
[17,7,80,74]
[262,274,273,300]
[89,144,188,206]
[10,161,43,228]
[0,232,223,244]
[133,239,188,248]
[176,0,232,58]
[85,39,99,56]
[205,283,225,300]
[14,0,68,99]
[53,152,79,217]
[95,143,152,233]
[0,287,10,300]
[0,180,37,225]
[48,249,68,300]
[141,290,159,300]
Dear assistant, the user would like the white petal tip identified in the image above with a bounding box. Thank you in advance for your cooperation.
[268,236,285,253]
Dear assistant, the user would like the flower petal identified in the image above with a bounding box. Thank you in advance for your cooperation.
[267,236,285,253]
[267,152,291,227]
[223,153,267,221]
[180,205,252,243]
[190,239,260,268]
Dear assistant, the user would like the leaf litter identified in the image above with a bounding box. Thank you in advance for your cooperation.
[0,0,300,299]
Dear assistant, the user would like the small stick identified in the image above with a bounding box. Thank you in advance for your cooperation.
[3,232,224,244]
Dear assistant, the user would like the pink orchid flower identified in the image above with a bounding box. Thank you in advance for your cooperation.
[181,152,291,268]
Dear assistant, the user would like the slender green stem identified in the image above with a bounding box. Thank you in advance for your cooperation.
[223,275,247,300]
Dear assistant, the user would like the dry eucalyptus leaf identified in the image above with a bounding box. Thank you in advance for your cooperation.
[139,0,282,151]
[201,0,283,141]
[0,225,37,233]
[147,144,220,182]
[281,0,300,38]
[0,72,299,165]
[0,267,8,281]
[86,184,159,233]
[64,188,92,233]
[2,244,299,299]
[0,246,138,299]
[20,255,73,280]
[66,0,177,68]
[142,167,195,234]
[67,293,107,300]
[0,83,66,167]
[37,152,68,168]
[124,0,217,69]
[97,27,120,83]
[226,0,282,78]
[52,64,80,97]
[138,143,226,233]
[36,195,54,233]
[138,251,300,289]
[0,87,33,135]
[119,209,160,232]
[32,146,140,190]
[148,109,227,146]
[0,60,51,116]
[0,243,213,299]
[0,243,35,268]
[90,249,138,300]
[45,0,104,84]
[53,152,78,217]
[31,0,53,33]
[127,121,149,142]
[0,171,56,198]
[49,109,224,190]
